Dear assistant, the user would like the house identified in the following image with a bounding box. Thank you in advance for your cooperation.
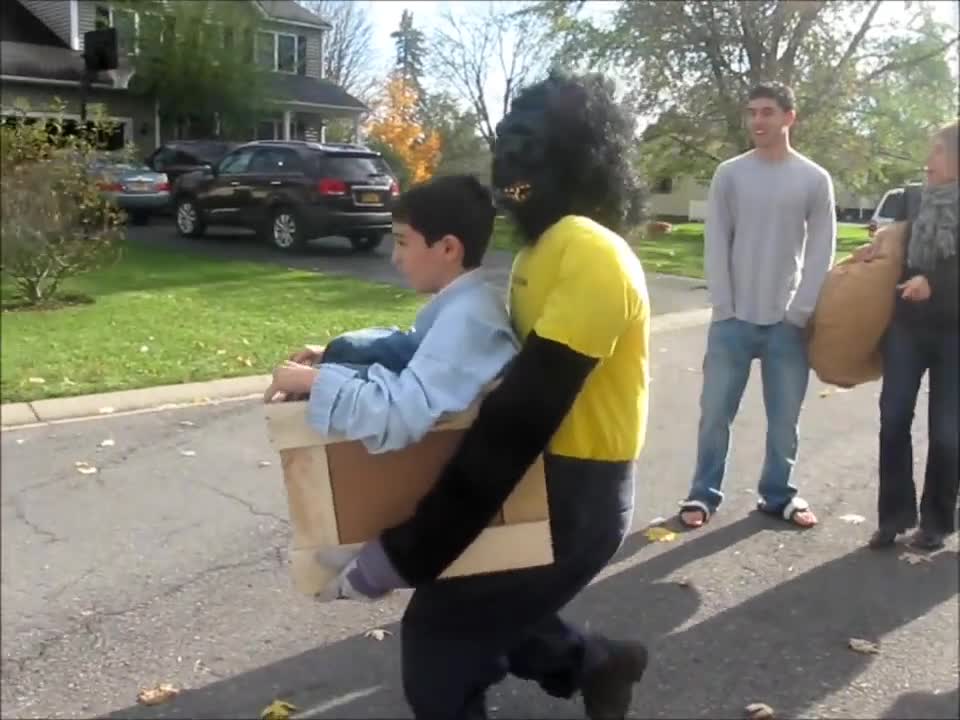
[648,173,882,223]
[0,0,368,157]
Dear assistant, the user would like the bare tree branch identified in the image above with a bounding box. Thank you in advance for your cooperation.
[299,1,378,102]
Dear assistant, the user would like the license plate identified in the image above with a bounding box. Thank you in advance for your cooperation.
[359,192,381,204]
[127,181,151,193]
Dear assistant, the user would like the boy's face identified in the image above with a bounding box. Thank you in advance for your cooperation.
[391,221,464,294]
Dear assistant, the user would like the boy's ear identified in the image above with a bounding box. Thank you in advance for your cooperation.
[440,234,465,262]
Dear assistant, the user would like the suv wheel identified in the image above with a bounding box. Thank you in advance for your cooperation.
[175,197,205,238]
[270,207,304,251]
[350,232,385,253]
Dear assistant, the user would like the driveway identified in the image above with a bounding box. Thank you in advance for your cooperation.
[127,220,711,316]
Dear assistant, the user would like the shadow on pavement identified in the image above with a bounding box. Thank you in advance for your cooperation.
[103,517,958,720]
[881,686,959,719]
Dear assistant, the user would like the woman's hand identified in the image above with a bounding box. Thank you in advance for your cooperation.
[897,275,932,302]
[263,361,319,403]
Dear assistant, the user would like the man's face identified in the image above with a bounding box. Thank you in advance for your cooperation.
[745,98,794,148]
[390,221,460,294]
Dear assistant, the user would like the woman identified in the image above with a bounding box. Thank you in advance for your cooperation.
[860,120,958,550]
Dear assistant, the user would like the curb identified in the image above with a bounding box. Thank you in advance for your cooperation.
[1,308,712,430]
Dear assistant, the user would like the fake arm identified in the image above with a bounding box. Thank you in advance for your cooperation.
[380,228,639,584]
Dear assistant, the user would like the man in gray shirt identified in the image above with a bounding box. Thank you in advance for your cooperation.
[678,82,836,530]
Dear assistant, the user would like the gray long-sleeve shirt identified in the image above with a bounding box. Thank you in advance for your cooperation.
[704,149,837,327]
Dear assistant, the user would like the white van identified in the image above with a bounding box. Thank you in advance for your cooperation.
[869,183,922,236]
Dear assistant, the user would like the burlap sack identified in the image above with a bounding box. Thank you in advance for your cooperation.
[808,222,907,388]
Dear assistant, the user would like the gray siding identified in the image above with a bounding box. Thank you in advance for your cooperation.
[20,0,74,48]
[0,81,156,156]
[77,0,99,51]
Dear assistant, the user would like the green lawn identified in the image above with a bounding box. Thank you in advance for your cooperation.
[490,219,871,279]
[1,244,422,403]
[631,222,871,278]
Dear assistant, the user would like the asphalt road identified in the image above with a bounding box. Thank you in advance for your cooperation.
[2,325,957,720]
[126,220,711,317]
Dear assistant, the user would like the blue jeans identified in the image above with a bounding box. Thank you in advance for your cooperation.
[878,321,959,534]
[685,318,810,514]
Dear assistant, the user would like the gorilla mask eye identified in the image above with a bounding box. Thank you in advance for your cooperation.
[500,182,532,203]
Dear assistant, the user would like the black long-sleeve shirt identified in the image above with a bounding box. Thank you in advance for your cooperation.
[893,187,959,330]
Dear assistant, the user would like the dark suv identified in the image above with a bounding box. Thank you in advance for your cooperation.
[172,140,398,252]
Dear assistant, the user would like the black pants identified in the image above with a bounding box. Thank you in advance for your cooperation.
[401,455,636,719]
[878,321,959,534]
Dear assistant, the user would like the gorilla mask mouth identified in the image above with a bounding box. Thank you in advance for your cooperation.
[497,182,532,204]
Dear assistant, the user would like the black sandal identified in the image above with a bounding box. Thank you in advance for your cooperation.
[678,501,711,529]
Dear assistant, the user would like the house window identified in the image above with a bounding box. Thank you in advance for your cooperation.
[255,32,304,74]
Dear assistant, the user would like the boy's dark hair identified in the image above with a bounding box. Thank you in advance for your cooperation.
[747,81,795,113]
[392,174,496,268]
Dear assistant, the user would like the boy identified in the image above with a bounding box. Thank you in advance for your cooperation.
[263,174,520,455]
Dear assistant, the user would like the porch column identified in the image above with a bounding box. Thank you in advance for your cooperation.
[283,110,292,140]
[320,121,327,143]
[352,115,360,143]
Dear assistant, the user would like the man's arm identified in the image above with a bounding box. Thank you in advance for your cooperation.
[704,166,735,319]
[786,171,837,327]
[307,314,516,454]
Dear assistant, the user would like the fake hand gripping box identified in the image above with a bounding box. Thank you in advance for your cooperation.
[264,396,554,596]
[808,222,906,388]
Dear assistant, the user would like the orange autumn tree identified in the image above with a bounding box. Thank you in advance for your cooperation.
[367,73,441,185]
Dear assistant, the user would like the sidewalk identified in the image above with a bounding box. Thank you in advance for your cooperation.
[0,307,713,429]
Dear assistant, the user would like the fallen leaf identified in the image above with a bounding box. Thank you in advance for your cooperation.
[62,377,76,386]
[364,628,392,641]
[28,377,45,384]
[98,407,115,415]
[260,700,297,720]
[647,515,667,525]
[75,462,98,475]
[838,513,865,524]
[180,450,197,457]
[643,526,677,543]
[140,345,149,353]
[900,552,932,565]
[99,438,115,448]
[745,702,775,719]
[674,577,693,588]
[241,338,251,346]
[136,683,180,706]
[848,638,880,654]
[258,460,272,468]
[216,349,227,355]
[178,420,196,427]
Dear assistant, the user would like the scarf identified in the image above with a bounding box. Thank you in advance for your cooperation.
[907,181,959,272]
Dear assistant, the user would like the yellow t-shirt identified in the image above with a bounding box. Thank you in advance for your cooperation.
[508,215,650,462]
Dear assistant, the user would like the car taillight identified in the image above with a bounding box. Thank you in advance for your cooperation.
[390,179,400,196]
[317,178,347,196]
[155,181,171,192]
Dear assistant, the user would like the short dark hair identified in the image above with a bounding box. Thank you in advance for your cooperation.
[392,174,496,268]
[747,81,795,113]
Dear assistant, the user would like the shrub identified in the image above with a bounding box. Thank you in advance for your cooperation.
[0,101,126,306]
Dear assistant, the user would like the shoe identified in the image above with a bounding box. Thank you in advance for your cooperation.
[581,637,649,720]
[868,526,900,549]
[909,528,946,551]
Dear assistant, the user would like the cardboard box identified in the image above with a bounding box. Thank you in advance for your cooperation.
[264,398,553,596]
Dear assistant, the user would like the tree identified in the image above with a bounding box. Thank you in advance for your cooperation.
[540,0,959,192]
[115,0,267,139]
[366,74,442,186]
[430,1,557,152]
[420,92,491,180]
[392,9,427,93]
[298,1,379,104]
[0,101,125,306]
